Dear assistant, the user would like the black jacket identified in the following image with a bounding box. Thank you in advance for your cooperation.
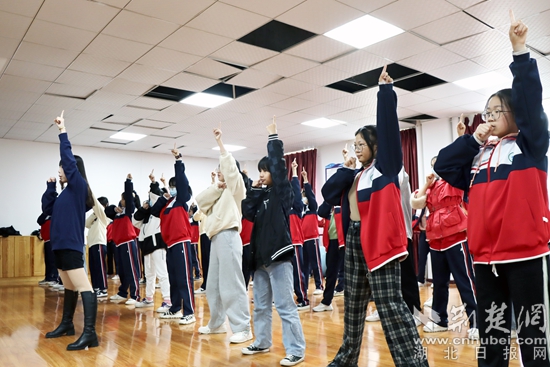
[242,134,294,269]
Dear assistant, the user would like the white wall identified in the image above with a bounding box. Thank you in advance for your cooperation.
[0,138,256,235]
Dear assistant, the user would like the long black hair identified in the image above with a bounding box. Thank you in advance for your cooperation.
[355,125,378,166]
[59,155,94,208]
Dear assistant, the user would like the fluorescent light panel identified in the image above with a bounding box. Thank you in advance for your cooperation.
[212,145,246,152]
[110,132,147,141]
[453,72,510,91]
[301,118,345,129]
[324,14,404,49]
[180,93,232,108]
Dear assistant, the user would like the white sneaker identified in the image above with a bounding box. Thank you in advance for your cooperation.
[312,303,333,312]
[198,325,227,334]
[135,299,154,308]
[194,288,206,295]
[333,290,344,297]
[280,355,304,366]
[296,303,310,311]
[511,330,518,339]
[313,288,323,295]
[160,310,183,319]
[56,285,65,291]
[96,290,108,298]
[112,275,119,280]
[229,329,253,344]
[249,281,253,287]
[468,328,479,340]
[52,283,63,290]
[125,298,137,305]
[366,310,380,322]
[179,314,196,325]
[110,294,126,301]
[423,297,433,308]
[155,283,160,288]
[156,302,172,313]
[423,321,448,333]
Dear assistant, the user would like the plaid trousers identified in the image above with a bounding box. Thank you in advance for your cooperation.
[332,222,429,367]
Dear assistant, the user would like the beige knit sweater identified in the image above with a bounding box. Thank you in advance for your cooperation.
[196,152,245,239]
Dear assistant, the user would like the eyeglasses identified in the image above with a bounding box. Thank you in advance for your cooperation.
[352,143,367,152]
[481,110,509,122]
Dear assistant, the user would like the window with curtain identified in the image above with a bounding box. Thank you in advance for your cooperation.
[284,149,317,193]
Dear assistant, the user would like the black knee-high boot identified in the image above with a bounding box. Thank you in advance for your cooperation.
[67,291,99,350]
[46,289,78,338]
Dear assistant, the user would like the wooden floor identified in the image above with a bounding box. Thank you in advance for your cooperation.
[0,277,520,367]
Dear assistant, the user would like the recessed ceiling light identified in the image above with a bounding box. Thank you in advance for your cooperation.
[301,118,345,129]
[180,93,232,108]
[453,72,511,91]
[110,132,147,141]
[212,145,246,152]
[324,14,404,49]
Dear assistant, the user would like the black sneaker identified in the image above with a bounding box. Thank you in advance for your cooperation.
[296,302,310,311]
[280,355,304,366]
[241,344,270,355]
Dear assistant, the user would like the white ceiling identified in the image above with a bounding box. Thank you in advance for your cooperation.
[1,0,550,160]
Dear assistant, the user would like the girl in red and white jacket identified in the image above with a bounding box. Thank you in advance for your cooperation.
[150,146,195,325]
[435,14,549,367]
[322,67,427,367]
[412,154,477,339]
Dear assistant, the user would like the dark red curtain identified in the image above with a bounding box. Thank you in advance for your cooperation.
[284,149,317,193]
[400,127,420,274]
[465,114,483,135]
[400,128,418,192]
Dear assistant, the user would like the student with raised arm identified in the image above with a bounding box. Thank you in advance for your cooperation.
[435,12,550,367]
[43,111,99,351]
[196,124,252,344]
[289,159,309,311]
[108,174,141,305]
[300,167,324,295]
[85,193,109,299]
[241,117,306,366]
[133,170,171,311]
[37,203,58,287]
[150,145,196,325]
[322,67,427,367]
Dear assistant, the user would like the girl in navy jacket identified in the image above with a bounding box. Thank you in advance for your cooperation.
[435,14,549,367]
[43,111,99,351]
[322,68,427,367]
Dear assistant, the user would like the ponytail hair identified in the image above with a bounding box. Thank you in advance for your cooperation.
[59,155,95,208]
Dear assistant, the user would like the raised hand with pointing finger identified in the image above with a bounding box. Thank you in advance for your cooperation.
[55,110,66,133]
[379,64,393,84]
[456,113,466,137]
[509,9,528,53]
[291,158,298,177]
[213,122,227,154]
